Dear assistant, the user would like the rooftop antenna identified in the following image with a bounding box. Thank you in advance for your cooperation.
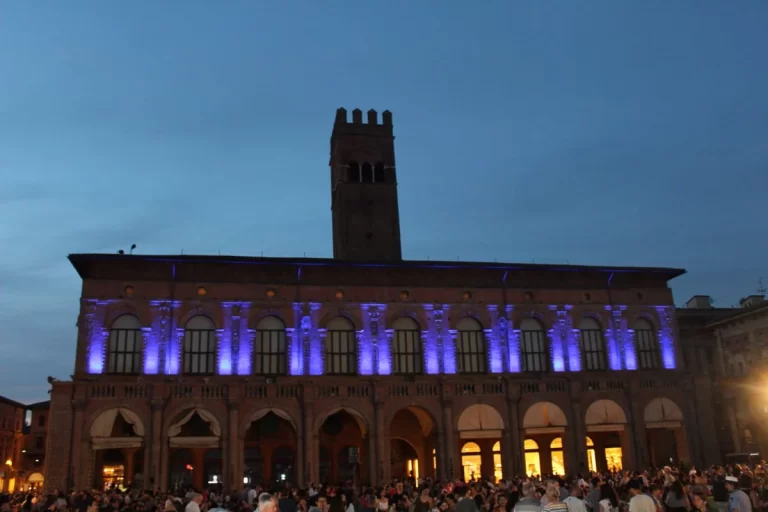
[130,244,136,255]
[758,277,766,295]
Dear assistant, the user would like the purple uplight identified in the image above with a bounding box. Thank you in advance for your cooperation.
[443,329,457,374]
[624,331,638,370]
[143,328,160,374]
[423,305,440,374]
[656,306,677,369]
[487,306,503,373]
[87,334,104,374]
[550,329,566,372]
[358,329,374,375]
[289,328,304,375]
[217,328,232,375]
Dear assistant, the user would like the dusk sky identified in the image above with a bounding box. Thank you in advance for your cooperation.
[2,1,767,402]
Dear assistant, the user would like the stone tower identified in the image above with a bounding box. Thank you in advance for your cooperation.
[330,107,402,261]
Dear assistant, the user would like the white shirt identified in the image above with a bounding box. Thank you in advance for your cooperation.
[629,494,657,512]
[564,497,588,512]
[185,502,201,512]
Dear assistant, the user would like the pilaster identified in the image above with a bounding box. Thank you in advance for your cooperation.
[487,305,503,373]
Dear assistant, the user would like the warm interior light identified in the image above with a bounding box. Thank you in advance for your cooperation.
[5,459,12,466]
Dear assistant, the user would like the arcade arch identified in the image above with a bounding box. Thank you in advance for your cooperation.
[644,398,688,466]
[522,402,568,476]
[243,409,297,485]
[167,408,222,490]
[389,406,436,480]
[318,408,367,484]
[456,404,504,481]
[584,399,628,471]
[89,408,145,489]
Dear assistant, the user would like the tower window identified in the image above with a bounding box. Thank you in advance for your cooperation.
[347,161,360,182]
[361,162,373,183]
[374,163,385,183]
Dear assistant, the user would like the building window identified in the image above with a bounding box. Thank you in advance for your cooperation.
[107,315,143,374]
[38,415,45,428]
[35,436,44,449]
[374,163,385,183]
[392,317,423,374]
[520,318,548,372]
[254,316,286,375]
[183,316,217,375]
[550,437,565,475]
[461,442,482,482]
[579,317,607,371]
[361,162,373,183]
[324,317,357,375]
[456,317,487,374]
[634,318,660,370]
[524,439,541,477]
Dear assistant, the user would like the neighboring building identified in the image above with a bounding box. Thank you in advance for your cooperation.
[0,396,25,492]
[21,401,51,489]
[45,108,718,492]
[678,294,768,462]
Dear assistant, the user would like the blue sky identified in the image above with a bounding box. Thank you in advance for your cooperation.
[1,1,767,402]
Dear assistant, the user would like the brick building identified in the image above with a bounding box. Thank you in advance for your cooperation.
[677,294,768,462]
[45,108,719,491]
[21,401,51,489]
[0,396,25,492]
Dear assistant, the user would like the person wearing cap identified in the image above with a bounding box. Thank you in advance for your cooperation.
[628,480,655,512]
[725,476,752,512]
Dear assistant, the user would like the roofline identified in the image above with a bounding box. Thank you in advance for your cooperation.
[0,395,27,409]
[707,301,768,328]
[26,400,51,409]
[68,253,686,281]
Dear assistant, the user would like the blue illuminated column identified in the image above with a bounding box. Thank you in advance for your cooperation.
[359,304,382,376]
[84,301,107,374]
[506,306,520,373]
[605,306,624,371]
[168,326,183,375]
[289,303,304,376]
[556,306,579,372]
[655,306,677,369]
[548,306,566,372]
[486,306,503,373]
[439,306,456,374]
[617,307,637,370]
[217,304,234,375]
[374,306,391,375]
[308,303,323,375]
[235,304,252,376]
[423,305,441,374]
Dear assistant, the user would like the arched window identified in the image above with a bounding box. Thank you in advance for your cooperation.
[550,437,565,476]
[492,441,502,482]
[456,317,486,374]
[392,317,422,374]
[520,318,548,372]
[361,162,373,183]
[347,161,360,182]
[183,316,216,375]
[634,318,660,370]
[461,442,481,482]
[254,316,286,375]
[374,162,385,183]
[107,315,143,374]
[586,436,597,472]
[325,317,356,375]
[524,439,541,477]
[579,317,607,371]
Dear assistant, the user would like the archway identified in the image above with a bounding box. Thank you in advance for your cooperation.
[389,406,436,480]
[244,409,297,485]
[318,409,367,484]
[90,408,145,489]
[644,398,688,466]
[522,402,568,476]
[456,404,505,481]
[167,408,221,490]
[585,399,628,471]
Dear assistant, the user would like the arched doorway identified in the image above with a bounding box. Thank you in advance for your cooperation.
[244,409,297,485]
[318,409,367,485]
[456,404,505,481]
[167,408,222,490]
[585,399,628,471]
[389,407,436,480]
[644,398,687,466]
[522,402,568,476]
[90,408,145,490]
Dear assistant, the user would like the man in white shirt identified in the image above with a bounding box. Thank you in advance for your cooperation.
[563,480,588,512]
[628,480,656,512]
[185,494,202,512]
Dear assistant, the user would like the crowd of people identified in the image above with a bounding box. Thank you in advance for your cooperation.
[2,464,767,512]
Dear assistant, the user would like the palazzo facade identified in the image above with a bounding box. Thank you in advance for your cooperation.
[44,108,719,491]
